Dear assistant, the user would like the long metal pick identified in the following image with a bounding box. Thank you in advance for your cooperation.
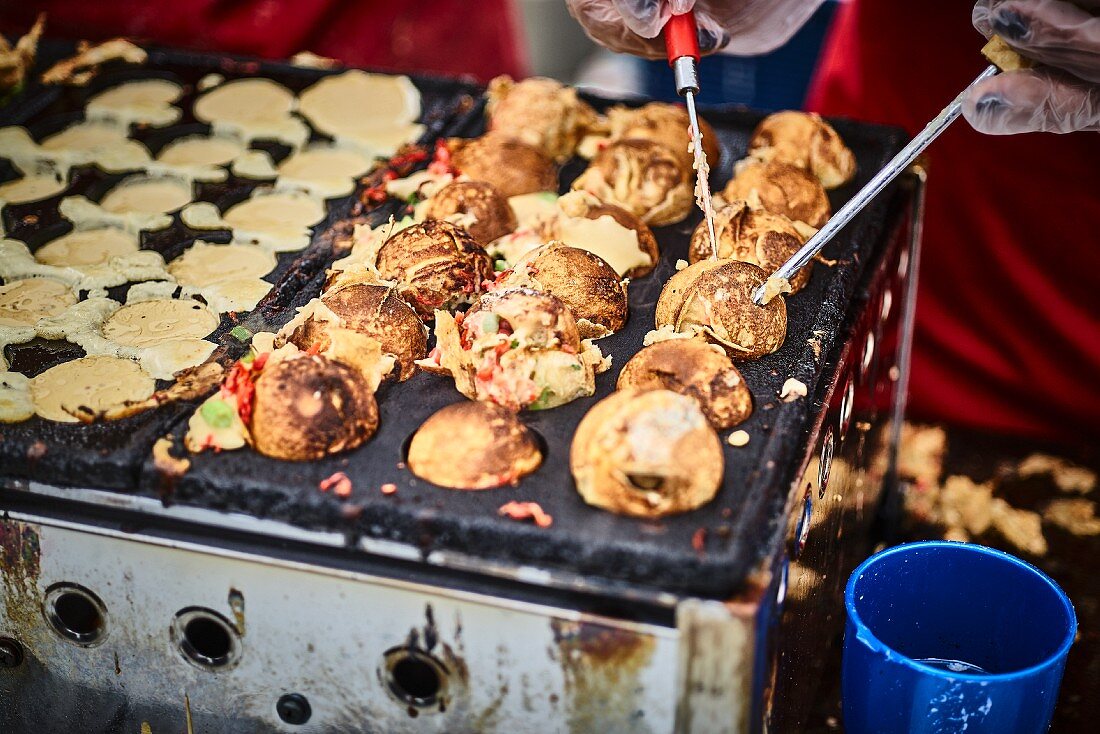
[751,64,1000,305]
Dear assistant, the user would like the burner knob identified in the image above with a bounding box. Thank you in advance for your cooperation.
[276,693,312,725]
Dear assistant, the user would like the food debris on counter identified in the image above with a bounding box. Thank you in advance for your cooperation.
[1044,498,1100,536]
[1018,453,1096,495]
[909,473,1050,557]
[381,483,397,496]
[990,499,1048,556]
[498,501,552,528]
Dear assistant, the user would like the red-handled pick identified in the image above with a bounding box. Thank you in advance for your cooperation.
[664,12,717,258]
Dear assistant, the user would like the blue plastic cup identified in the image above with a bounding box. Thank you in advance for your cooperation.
[843,541,1076,734]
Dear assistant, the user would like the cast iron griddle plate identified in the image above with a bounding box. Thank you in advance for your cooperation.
[0,44,481,489]
[139,91,909,598]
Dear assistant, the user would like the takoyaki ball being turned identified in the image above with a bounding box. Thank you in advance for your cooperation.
[422,180,517,246]
[721,158,831,229]
[450,132,559,197]
[407,401,543,490]
[688,201,813,292]
[617,339,753,430]
[250,353,379,461]
[282,283,427,381]
[571,139,693,227]
[655,259,787,359]
[604,102,721,175]
[747,111,856,189]
[425,288,606,412]
[571,389,723,519]
[486,75,598,162]
[374,220,493,319]
[494,242,628,339]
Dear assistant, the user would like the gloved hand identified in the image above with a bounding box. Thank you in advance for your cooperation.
[964,0,1100,133]
[565,0,825,59]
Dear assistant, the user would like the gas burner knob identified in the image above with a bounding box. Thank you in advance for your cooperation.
[276,693,312,725]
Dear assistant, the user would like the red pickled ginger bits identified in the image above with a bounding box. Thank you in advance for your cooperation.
[389,148,428,170]
[428,139,456,176]
[691,527,707,554]
[498,501,553,528]
[319,471,352,498]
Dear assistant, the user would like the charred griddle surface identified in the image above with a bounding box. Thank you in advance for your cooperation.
[139,96,907,597]
[0,45,481,488]
[1,47,906,596]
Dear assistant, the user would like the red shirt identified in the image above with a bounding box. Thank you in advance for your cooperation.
[807,0,1100,447]
[0,0,525,83]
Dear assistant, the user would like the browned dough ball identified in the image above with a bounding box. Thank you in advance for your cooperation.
[407,401,543,489]
[250,353,378,461]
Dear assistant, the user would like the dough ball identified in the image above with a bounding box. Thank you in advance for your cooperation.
[422,180,517,245]
[486,75,598,162]
[721,158,830,228]
[450,132,559,197]
[655,259,787,358]
[375,220,493,319]
[688,201,812,292]
[618,339,752,430]
[496,242,627,339]
[571,139,692,226]
[408,400,543,489]
[571,389,723,518]
[747,111,856,189]
[250,353,378,461]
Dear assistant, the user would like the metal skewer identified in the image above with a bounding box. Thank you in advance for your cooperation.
[752,64,1001,305]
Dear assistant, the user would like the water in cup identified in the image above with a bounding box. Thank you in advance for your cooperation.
[914,657,988,674]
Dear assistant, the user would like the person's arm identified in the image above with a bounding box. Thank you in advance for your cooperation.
[565,0,824,58]
[964,0,1100,133]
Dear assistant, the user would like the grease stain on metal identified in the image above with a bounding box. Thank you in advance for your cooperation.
[227,588,245,636]
[0,519,42,633]
[550,618,656,734]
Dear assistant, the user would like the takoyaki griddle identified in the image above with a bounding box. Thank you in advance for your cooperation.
[135,86,909,598]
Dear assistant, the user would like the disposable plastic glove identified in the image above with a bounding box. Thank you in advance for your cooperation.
[964,0,1100,133]
[565,0,825,59]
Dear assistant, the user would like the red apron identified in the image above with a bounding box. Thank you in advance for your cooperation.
[807,0,1100,447]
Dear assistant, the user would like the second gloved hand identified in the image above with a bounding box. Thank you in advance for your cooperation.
[964,0,1100,133]
[565,0,825,59]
